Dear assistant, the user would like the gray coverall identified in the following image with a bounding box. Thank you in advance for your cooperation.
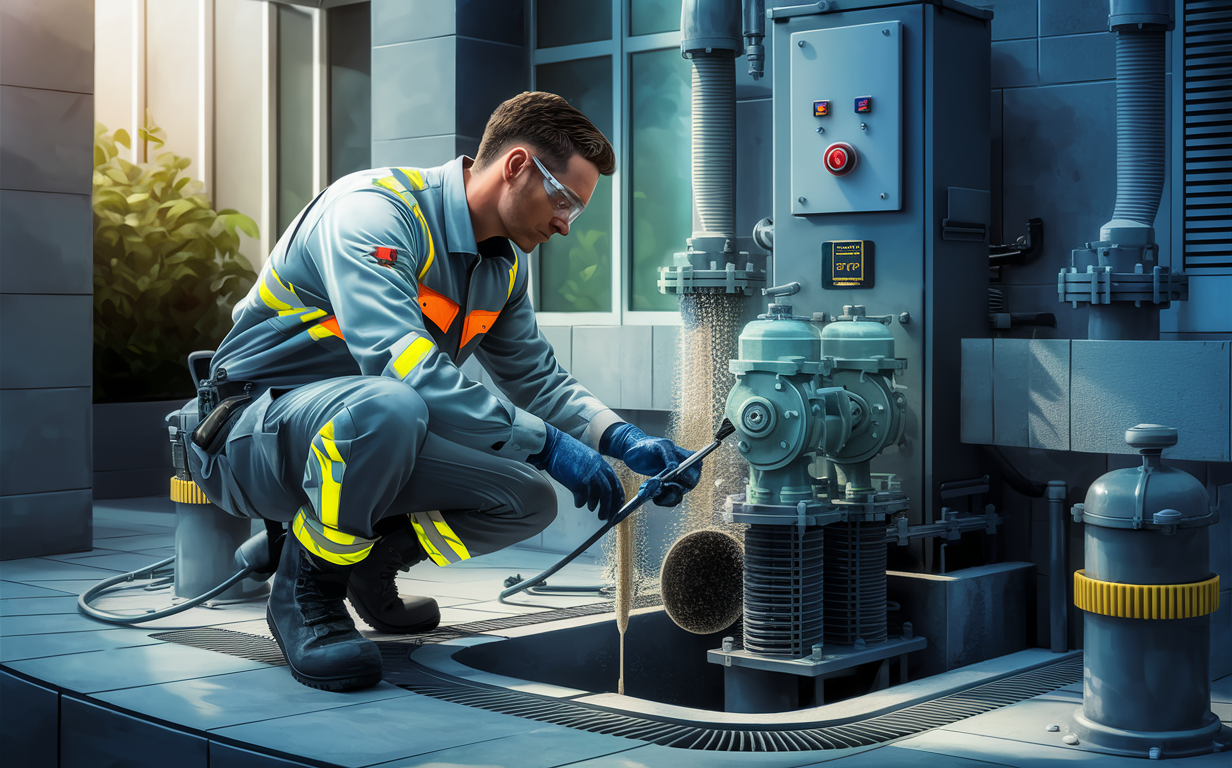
[187,157,622,567]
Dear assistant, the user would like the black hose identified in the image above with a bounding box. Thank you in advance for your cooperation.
[982,445,1047,498]
[78,556,257,625]
[499,418,736,604]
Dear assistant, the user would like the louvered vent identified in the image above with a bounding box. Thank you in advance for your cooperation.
[1182,1,1232,272]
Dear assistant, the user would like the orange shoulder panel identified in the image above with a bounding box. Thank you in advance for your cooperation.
[417,282,459,333]
[460,309,501,349]
[319,316,343,339]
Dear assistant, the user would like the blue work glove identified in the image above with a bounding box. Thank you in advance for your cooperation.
[600,423,701,508]
[528,423,625,521]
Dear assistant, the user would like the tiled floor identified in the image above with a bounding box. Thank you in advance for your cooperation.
[1,496,1229,768]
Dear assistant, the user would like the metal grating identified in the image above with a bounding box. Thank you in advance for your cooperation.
[151,627,287,666]
[402,656,1084,752]
[152,617,1083,752]
[1181,0,1232,272]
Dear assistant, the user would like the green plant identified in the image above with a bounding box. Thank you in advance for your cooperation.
[555,227,610,311]
[92,116,258,402]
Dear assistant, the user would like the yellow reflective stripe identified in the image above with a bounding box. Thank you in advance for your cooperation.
[374,173,434,280]
[409,511,471,566]
[259,275,292,311]
[310,419,345,529]
[392,336,434,380]
[409,516,451,567]
[401,168,426,190]
[506,256,518,301]
[292,513,374,566]
[430,513,471,561]
[258,268,324,323]
[373,175,413,206]
[412,204,435,280]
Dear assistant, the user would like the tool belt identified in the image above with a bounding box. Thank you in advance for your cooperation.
[192,378,254,453]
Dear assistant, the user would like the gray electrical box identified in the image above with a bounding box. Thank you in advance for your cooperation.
[790,21,902,215]
[770,0,992,546]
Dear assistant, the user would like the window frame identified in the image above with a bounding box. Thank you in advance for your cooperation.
[531,2,685,327]
[263,0,337,251]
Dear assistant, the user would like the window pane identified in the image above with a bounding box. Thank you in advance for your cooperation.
[328,2,371,182]
[631,0,682,36]
[278,4,314,237]
[629,48,691,312]
[535,57,613,313]
[537,0,611,48]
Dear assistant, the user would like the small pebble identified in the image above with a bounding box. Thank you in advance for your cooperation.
[1062,734,1079,745]
[1045,724,1059,732]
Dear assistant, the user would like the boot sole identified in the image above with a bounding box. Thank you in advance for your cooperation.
[266,607,383,692]
[346,586,442,635]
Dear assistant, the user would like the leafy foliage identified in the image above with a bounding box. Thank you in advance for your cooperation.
[93,116,258,402]
[555,227,610,311]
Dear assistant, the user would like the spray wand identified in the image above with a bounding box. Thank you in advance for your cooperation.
[499,417,736,604]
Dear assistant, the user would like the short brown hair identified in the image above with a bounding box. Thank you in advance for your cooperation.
[474,91,616,176]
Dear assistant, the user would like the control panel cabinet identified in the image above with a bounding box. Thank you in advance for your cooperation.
[791,21,903,215]
[771,1,991,546]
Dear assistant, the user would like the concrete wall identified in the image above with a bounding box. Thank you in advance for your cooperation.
[0,0,95,558]
[370,0,529,168]
[967,0,1231,669]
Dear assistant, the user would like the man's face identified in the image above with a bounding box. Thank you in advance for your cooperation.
[499,148,600,253]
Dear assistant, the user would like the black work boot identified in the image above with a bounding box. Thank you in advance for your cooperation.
[346,525,441,634]
[266,534,383,691]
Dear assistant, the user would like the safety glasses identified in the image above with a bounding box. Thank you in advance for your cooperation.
[532,156,587,225]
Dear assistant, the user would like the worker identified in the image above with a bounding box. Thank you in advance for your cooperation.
[185,92,701,692]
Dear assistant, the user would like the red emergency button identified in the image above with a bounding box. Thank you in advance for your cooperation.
[824,142,858,176]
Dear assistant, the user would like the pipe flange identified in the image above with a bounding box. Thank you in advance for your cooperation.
[1058,265,1188,307]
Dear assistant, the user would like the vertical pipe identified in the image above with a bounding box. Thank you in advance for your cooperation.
[690,57,736,239]
[1047,480,1068,653]
[1109,32,1167,228]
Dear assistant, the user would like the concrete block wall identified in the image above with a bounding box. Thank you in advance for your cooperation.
[371,0,529,168]
[0,0,95,559]
[963,1,1231,665]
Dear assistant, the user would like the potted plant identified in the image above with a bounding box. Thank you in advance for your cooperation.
[91,116,258,498]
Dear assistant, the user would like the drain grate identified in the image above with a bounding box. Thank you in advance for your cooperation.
[402,656,1083,752]
[151,627,287,666]
[152,608,1082,752]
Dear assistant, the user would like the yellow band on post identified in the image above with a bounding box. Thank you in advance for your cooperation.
[1074,569,1221,620]
[170,477,212,505]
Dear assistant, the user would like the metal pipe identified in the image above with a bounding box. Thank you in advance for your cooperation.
[742,0,766,80]
[691,57,736,239]
[1109,31,1167,229]
[682,0,741,242]
[1047,480,1068,653]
